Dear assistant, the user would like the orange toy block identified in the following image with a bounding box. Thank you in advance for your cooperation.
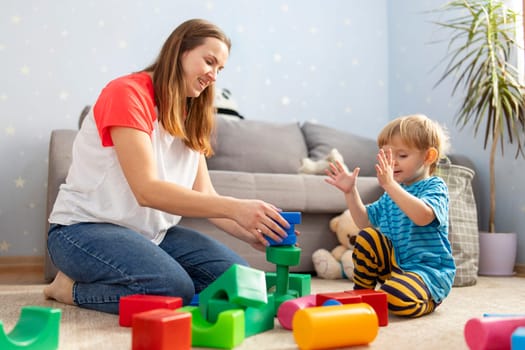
[293,303,378,349]
[345,289,388,326]
[119,294,183,327]
[132,309,191,350]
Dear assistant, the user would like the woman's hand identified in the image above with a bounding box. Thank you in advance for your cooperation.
[233,199,290,248]
[325,160,360,194]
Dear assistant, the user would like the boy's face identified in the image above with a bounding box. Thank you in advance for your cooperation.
[382,135,430,185]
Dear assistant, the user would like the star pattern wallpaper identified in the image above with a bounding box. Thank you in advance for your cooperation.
[1,0,524,264]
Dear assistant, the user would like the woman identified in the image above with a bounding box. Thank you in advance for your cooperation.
[44,18,289,314]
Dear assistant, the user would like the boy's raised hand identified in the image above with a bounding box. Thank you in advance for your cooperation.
[375,148,395,187]
[325,160,360,194]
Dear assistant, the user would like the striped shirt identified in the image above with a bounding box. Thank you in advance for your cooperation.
[366,176,456,303]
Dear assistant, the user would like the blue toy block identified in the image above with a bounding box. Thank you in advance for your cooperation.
[0,306,61,350]
[512,327,525,350]
[266,212,301,246]
[190,294,199,306]
[323,299,343,306]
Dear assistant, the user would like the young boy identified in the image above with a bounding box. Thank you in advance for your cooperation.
[325,114,456,317]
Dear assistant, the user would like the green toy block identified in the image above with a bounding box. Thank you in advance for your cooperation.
[266,272,311,297]
[199,264,267,319]
[179,306,244,349]
[266,246,301,266]
[0,306,61,350]
[206,294,275,337]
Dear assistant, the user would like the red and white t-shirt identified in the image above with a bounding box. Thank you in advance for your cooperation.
[49,72,201,243]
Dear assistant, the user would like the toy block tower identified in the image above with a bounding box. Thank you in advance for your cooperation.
[265,212,310,314]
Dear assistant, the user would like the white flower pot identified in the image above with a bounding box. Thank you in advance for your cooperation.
[478,232,517,276]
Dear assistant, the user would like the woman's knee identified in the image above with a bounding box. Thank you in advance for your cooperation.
[145,270,195,305]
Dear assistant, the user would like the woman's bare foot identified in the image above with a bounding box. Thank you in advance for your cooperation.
[43,271,75,305]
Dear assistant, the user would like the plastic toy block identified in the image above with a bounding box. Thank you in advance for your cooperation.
[266,231,297,246]
[266,272,311,297]
[0,306,61,350]
[119,294,183,327]
[266,245,301,266]
[316,292,362,306]
[206,294,275,337]
[293,303,378,349]
[132,309,191,350]
[179,306,244,349]
[484,313,525,318]
[281,211,302,225]
[344,289,389,326]
[277,294,317,330]
[464,316,525,350]
[190,294,199,306]
[512,327,525,350]
[322,299,343,306]
[265,211,301,246]
[199,264,267,321]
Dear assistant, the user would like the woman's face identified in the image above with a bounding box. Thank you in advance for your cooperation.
[181,37,229,97]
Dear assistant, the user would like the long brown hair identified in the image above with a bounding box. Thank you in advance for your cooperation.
[143,19,231,157]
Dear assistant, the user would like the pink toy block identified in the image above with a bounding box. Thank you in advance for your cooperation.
[132,309,191,350]
[464,316,525,350]
[119,294,183,327]
[277,294,316,330]
[345,289,388,326]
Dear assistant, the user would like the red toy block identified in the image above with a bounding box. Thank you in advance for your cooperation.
[132,309,191,350]
[316,292,362,307]
[119,294,183,327]
[344,289,388,326]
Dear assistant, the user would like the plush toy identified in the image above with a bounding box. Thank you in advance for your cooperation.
[214,88,244,120]
[298,148,349,175]
[312,209,360,280]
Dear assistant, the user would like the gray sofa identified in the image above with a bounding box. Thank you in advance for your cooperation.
[44,116,478,281]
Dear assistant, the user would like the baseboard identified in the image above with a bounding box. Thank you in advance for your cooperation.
[0,256,44,274]
[515,263,525,277]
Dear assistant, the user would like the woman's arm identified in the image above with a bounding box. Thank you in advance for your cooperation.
[110,126,288,246]
[192,152,287,250]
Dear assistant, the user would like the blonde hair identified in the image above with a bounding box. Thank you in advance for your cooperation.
[142,19,231,157]
[377,114,450,174]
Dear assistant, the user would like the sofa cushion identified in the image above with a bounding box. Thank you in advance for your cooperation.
[301,122,378,176]
[207,117,308,174]
[209,170,383,212]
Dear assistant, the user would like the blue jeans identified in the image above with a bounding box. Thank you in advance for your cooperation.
[47,222,248,314]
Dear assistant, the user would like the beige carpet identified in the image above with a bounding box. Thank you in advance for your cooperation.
[0,276,524,350]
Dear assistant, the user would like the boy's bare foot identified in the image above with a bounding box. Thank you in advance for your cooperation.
[43,271,75,305]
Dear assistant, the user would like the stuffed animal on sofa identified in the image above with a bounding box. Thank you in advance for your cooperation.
[214,88,244,120]
[298,148,349,175]
[312,209,360,280]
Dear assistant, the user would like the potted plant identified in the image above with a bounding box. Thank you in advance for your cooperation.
[433,0,525,275]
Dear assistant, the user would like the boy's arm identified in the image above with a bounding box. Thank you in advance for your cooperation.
[325,161,371,229]
[382,181,435,226]
[344,187,370,229]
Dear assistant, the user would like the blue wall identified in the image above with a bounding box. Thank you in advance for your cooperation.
[1,0,524,264]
